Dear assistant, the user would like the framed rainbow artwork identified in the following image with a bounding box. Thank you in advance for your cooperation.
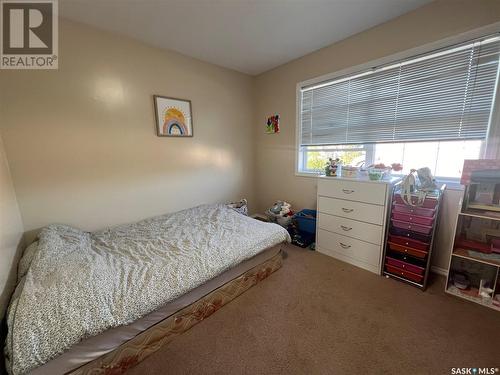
[153,95,193,137]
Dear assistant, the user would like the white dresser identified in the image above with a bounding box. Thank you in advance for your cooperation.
[316,175,400,274]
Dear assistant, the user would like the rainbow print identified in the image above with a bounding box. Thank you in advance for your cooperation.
[154,95,193,137]
[163,107,188,135]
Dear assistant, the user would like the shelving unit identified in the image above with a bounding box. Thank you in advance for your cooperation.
[445,174,500,312]
[382,184,445,290]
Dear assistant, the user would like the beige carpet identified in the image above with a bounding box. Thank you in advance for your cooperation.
[127,244,500,375]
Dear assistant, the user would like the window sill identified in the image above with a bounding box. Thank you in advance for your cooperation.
[295,170,465,191]
[295,171,320,178]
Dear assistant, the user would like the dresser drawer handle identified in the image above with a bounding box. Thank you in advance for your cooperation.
[342,189,354,194]
[339,242,351,249]
[340,225,352,231]
[342,208,354,213]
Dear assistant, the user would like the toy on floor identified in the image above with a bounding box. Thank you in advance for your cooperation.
[479,279,494,299]
[266,201,293,227]
[452,272,470,290]
[287,220,315,249]
[269,201,291,215]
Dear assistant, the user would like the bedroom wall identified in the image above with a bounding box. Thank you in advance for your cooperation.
[0,19,256,234]
[0,132,24,318]
[253,0,500,272]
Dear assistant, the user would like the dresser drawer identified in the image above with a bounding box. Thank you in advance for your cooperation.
[385,264,424,284]
[318,213,383,245]
[317,229,381,267]
[387,241,428,259]
[318,196,384,225]
[318,178,387,205]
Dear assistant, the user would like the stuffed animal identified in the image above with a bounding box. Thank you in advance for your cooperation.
[269,201,291,216]
[227,198,248,215]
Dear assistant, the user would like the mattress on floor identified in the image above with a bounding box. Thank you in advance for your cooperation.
[5,203,290,375]
[31,244,283,375]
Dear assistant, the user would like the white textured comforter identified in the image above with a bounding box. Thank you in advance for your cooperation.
[5,204,289,374]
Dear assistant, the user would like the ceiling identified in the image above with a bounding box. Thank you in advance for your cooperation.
[60,0,432,75]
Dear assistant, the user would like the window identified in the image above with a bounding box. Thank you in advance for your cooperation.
[299,144,367,172]
[300,140,483,178]
[297,34,500,179]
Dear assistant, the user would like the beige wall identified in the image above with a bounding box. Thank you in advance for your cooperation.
[1,0,500,293]
[0,20,256,233]
[0,132,24,318]
[254,0,500,271]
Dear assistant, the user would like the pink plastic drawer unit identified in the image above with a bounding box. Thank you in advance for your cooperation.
[386,257,425,275]
[392,203,435,218]
[392,212,435,226]
[391,219,433,235]
[393,195,438,209]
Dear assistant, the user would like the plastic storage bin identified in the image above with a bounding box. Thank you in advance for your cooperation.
[392,212,435,226]
[385,264,424,283]
[394,195,438,209]
[294,209,317,234]
[392,203,435,217]
[386,257,425,275]
[385,185,444,289]
[388,241,428,259]
[389,227,432,243]
[385,250,427,268]
[388,234,429,251]
[392,219,433,235]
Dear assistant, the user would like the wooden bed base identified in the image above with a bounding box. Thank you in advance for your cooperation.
[68,250,284,375]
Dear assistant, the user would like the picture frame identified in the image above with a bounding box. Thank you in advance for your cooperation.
[153,95,193,137]
[265,114,280,134]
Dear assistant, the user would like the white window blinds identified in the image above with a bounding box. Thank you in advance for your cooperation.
[300,35,500,146]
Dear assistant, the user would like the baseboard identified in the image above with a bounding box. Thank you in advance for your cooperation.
[431,266,448,276]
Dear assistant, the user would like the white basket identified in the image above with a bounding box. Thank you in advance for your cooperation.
[276,215,292,227]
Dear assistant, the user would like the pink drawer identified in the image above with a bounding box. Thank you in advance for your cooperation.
[385,264,424,284]
[386,257,425,275]
[392,219,433,235]
[388,235,429,251]
[392,212,434,226]
[392,203,435,218]
[394,195,438,209]
[388,241,428,259]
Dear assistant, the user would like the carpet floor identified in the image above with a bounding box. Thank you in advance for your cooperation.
[127,244,500,375]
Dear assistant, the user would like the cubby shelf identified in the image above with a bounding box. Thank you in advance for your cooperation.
[446,285,500,312]
[459,210,500,222]
[446,181,500,312]
[452,248,500,267]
